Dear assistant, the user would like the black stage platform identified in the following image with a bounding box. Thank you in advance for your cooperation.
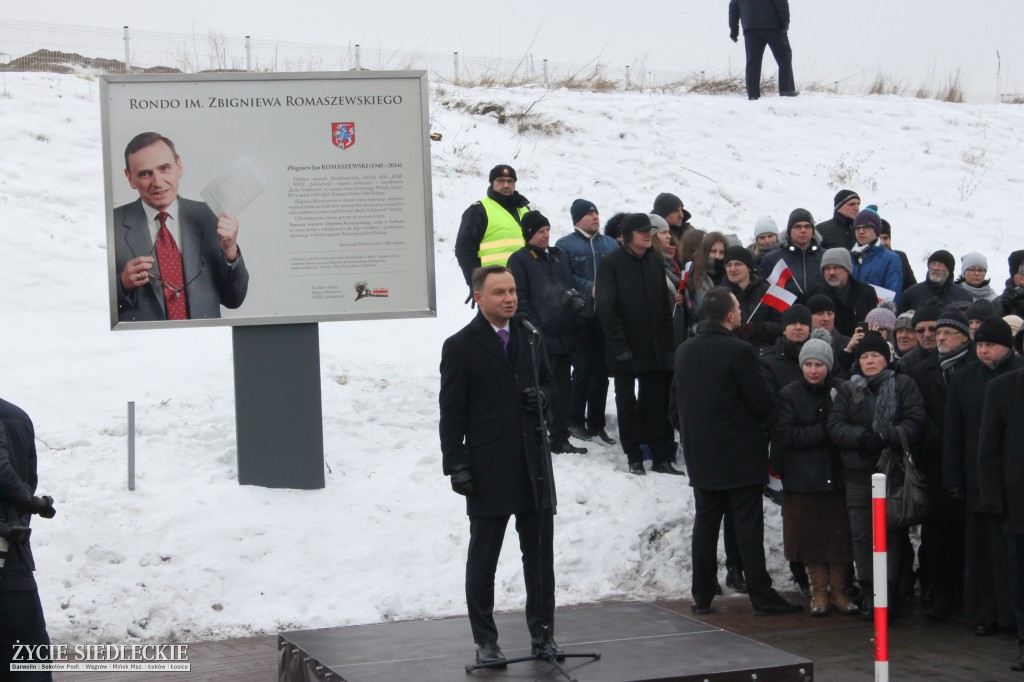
[279,602,813,682]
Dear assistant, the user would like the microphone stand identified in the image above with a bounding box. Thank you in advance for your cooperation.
[465,319,601,682]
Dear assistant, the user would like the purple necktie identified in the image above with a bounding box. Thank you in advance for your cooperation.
[497,328,509,352]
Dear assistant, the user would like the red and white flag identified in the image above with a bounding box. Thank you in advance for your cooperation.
[761,282,798,313]
[872,284,897,304]
[679,261,692,290]
[766,259,795,290]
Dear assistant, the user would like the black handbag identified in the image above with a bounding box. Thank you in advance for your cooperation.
[884,426,929,528]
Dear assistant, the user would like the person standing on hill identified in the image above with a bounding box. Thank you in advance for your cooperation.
[728,0,797,100]
[455,165,530,300]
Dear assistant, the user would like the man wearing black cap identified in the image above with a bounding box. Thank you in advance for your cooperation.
[723,245,781,351]
[455,164,531,296]
[945,317,1023,637]
[805,248,878,338]
[508,211,587,455]
[728,0,796,101]
[596,213,680,475]
[910,307,975,620]
[651,193,694,244]
[816,190,861,251]
[758,208,823,294]
[900,250,973,314]
[556,200,619,445]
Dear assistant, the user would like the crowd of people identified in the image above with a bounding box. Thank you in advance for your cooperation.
[449,165,1024,670]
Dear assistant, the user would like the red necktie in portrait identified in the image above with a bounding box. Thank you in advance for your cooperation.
[156,211,188,320]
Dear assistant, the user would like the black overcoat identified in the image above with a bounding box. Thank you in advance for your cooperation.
[978,369,1024,532]
[595,245,673,372]
[671,323,776,490]
[944,354,1024,513]
[439,314,557,517]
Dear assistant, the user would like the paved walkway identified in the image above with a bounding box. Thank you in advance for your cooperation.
[53,591,1021,681]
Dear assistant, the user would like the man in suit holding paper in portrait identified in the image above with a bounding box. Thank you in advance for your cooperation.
[113,131,249,322]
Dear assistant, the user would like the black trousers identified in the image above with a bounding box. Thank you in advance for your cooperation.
[547,353,572,443]
[613,370,672,466]
[692,485,776,609]
[965,511,1012,626]
[466,511,555,644]
[0,589,52,681]
[569,317,609,431]
[743,28,795,99]
[1006,533,1024,652]
[922,516,965,605]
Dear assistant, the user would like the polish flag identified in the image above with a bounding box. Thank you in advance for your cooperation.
[679,261,692,290]
[872,284,897,304]
[761,282,798,313]
[766,259,795,290]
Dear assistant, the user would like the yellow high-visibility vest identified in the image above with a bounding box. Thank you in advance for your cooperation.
[478,198,527,267]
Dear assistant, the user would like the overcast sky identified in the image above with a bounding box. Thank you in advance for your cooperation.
[6,1,1022,100]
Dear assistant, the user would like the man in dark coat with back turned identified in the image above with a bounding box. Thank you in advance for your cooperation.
[596,213,681,476]
[671,286,802,615]
[944,317,1023,636]
[0,397,57,681]
[440,265,560,666]
[978,365,1024,671]
[728,0,796,100]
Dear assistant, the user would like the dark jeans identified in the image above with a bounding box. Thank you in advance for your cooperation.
[743,28,795,99]
[0,590,52,681]
[547,353,572,443]
[570,317,609,431]
[612,370,672,466]
[692,485,777,609]
[466,511,555,644]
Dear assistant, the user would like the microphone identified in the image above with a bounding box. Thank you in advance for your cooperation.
[514,313,541,336]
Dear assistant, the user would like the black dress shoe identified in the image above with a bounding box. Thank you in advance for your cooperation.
[568,426,592,441]
[726,568,748,593]
[691,603,711,614]
[975,621,998,636]
[628,462,646,475]
[475,641,507,667]
[531,634,564,661]
[754,595,803,616]
[551,439,588,454]
[925,594,950,621]
[780,91,800,97]
[594,428,616,445]
[651,462,685,475]
[1012,651,1024,671]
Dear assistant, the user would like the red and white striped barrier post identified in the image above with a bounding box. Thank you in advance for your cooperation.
[872,472,888,682]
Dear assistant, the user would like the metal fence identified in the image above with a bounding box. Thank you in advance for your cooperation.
[0,19,722,92]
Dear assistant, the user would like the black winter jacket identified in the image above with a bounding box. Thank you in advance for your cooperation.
[454,187,530,285]
[729,0,790,32]
[898,276,973,315]
[772,377,846,493]
[828,371,927,486]
[507,245,578,355]
[0,398,39,591]
[803,278,879,338]
[817,212,855,251]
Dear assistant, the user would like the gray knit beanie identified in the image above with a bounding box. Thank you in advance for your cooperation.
[799,328,835,370]
[820,248,853,274]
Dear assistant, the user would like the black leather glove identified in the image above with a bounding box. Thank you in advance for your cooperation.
[29,495,56,519]
[982,502,1005,518]
[450,469,475,496]
[614,351,634,363]
[464,290,476,309]
[730,31,739,43]
[859,432,887,456]
[521,387,548,412]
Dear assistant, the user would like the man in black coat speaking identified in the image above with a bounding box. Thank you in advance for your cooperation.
[671,286,802,615]
[439,265,559,666]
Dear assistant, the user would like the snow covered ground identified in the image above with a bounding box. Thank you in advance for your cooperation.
[1,71,1022,643]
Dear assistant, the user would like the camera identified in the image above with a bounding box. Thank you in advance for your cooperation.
[561,288,586,314]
